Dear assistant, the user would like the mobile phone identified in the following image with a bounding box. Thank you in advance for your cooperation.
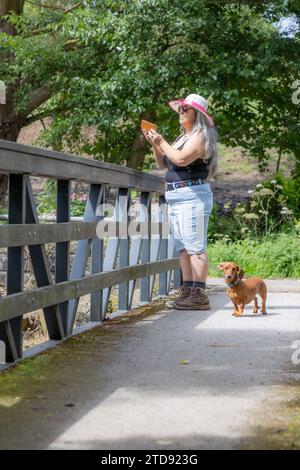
[141,120,157,132]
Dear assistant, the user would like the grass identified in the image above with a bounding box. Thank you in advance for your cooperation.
[218,145,256,175]
[207,231,300,279]
[218,144,295,178]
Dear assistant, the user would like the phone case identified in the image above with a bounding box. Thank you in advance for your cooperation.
[141,119,157,131]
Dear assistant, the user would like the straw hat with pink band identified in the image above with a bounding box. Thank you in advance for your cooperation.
[168,93,214,127]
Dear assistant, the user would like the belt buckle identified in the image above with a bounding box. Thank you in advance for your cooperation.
[167,182,176,191]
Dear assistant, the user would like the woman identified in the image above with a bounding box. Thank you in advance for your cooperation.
[142,93,218,310]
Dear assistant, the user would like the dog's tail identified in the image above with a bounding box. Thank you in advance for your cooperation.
[259,280,267,314]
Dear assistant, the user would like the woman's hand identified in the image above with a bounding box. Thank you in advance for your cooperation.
[142,128,164,146]
[142,129,153,145]
[147,129,164,146]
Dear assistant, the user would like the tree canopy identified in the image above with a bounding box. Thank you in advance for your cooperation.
[0,0,299,175]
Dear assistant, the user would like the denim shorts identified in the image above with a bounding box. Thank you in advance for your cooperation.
[165,183,213,255]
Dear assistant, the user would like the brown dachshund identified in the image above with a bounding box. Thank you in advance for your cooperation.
[217,262,267,316]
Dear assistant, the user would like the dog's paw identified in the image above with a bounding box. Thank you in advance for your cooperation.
[234,312,243,317]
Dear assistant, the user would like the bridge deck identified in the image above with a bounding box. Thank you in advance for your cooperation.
[0,279,300,450]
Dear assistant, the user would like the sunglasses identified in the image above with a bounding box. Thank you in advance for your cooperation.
[178,105,193,114]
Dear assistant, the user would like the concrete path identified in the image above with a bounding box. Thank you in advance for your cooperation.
[0,279,300,449]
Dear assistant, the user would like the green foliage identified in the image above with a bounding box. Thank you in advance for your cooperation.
[70,192,86,217]
[36,179,57,216]
[207,231,300,279]
[207,204,240,244]
[274,171,300,218]
[236,181,294,238]
[36,179,87,217]
[1,1,299,170]
[0,206,7,225]
[217,177,295,240]
[207,169,300,242]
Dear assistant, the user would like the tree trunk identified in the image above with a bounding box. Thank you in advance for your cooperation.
[127,132,149,170]
[0,84,23,206]
[0,0,25,206]
[276,147,282,173]
[0,175,8,208]
[0,1,25,35]
[127,111,156,170]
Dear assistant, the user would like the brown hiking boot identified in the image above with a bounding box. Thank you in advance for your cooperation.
[165,285,192,309]
[175,286,210,310]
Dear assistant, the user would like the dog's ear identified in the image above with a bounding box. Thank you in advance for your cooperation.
[217,262,226,271]
[237,266,244,279]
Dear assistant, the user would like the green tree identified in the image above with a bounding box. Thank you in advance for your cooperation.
[0,1,299,204]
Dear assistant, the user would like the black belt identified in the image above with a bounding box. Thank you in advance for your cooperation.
[166,178,208,191]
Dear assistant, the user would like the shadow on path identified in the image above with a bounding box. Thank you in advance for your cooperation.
[0,291,299,449]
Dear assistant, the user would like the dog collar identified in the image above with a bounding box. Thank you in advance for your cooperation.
[228,278,241,288]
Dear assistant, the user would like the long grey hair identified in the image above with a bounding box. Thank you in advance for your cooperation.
[179,108,219,180]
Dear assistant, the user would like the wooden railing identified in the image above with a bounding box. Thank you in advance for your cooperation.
[0,139,180,363]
